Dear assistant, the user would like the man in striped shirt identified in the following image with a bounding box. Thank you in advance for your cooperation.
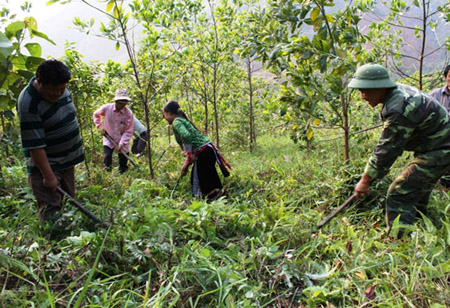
[430,65,450,188]
[17,60,85,221]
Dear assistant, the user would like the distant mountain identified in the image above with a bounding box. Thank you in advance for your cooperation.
[359,0,449,74]
[36,1,131,63]
[35,0,448,71]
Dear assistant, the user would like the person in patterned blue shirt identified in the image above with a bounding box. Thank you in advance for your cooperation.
[17,59,84,221]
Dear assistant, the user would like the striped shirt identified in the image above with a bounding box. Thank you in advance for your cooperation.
[429,85,450,112]
[17,78,85,173]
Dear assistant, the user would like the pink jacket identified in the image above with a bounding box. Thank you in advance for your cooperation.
[93,103,134,152]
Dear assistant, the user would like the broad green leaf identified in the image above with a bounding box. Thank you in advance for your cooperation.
[306,128,313,140]
[325,14,334,23]
[5,21,26,37]
[200,248,211,257]
[24,17,38,32]
[17,69,35,80]
[0,95,12,111]
[311,7,320,21]
[0,33,14,57]
[3,72,21,88]
[115,41,120,51]
[11,54,26,69]
[189,201,203,211]
[30,30,55,45]
[25,43,42,57]
[106,1,114,12]
[25,56,44,70]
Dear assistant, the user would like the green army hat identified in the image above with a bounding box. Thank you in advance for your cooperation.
[348,63,397,89]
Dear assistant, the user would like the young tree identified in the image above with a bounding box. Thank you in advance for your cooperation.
[364,0,450,89]
[0,2,54,157]
[245,0,373,162]
[62,44,103,175]
[176,0,243,148]
[51,0,200,177]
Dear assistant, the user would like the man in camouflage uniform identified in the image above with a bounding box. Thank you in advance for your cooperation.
[349,63,450,229]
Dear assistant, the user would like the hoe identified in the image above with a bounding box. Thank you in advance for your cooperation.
[57,186,108,228]
[317,194,357,229]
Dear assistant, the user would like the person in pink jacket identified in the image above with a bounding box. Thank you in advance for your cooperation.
[93,89,134,174]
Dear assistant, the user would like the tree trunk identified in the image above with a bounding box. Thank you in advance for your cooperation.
[341,93,350,163]
[143,100,154,178]
[73,97,90,177]
[0,112,8,157]
[114,0,154,177]
[213,64,220,148]
[418,0,427,90]
[201,66,209,134]
[247,57,255,152]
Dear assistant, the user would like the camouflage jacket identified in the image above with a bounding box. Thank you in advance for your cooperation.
[365,84,450,179]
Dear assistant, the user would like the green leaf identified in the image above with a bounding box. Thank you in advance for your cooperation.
[25,56,44,70]
[5,21,26,38]
[3,72,21,88]
[200,248,211,257]
[325,14,334,23]
[115,41,120,51]
[430,304,446,308]
[0,33,14,58]
[24,17,38,32]
[306,128,313,140]
[30,30,55,45]
[311,7,320,21]
[17,69,35,80]
[0,252,40,282]
[11,54,26,69]
[25,43,42,57]
[106,1,114,12]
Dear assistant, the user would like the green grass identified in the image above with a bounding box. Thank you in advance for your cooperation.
[1,133,449,307]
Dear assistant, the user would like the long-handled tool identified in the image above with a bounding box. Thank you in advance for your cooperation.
[317,194,357,229]
[57,186,108,227]
[170,176,182,199]
[103,131,141,171]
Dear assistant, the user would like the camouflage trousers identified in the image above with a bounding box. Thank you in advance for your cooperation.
[386,150,450,225]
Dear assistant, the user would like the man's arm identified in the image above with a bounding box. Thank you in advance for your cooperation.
[354,173,374,199]
[356,113,412,198]
[29,148,58,190]
[93,105,106,132]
